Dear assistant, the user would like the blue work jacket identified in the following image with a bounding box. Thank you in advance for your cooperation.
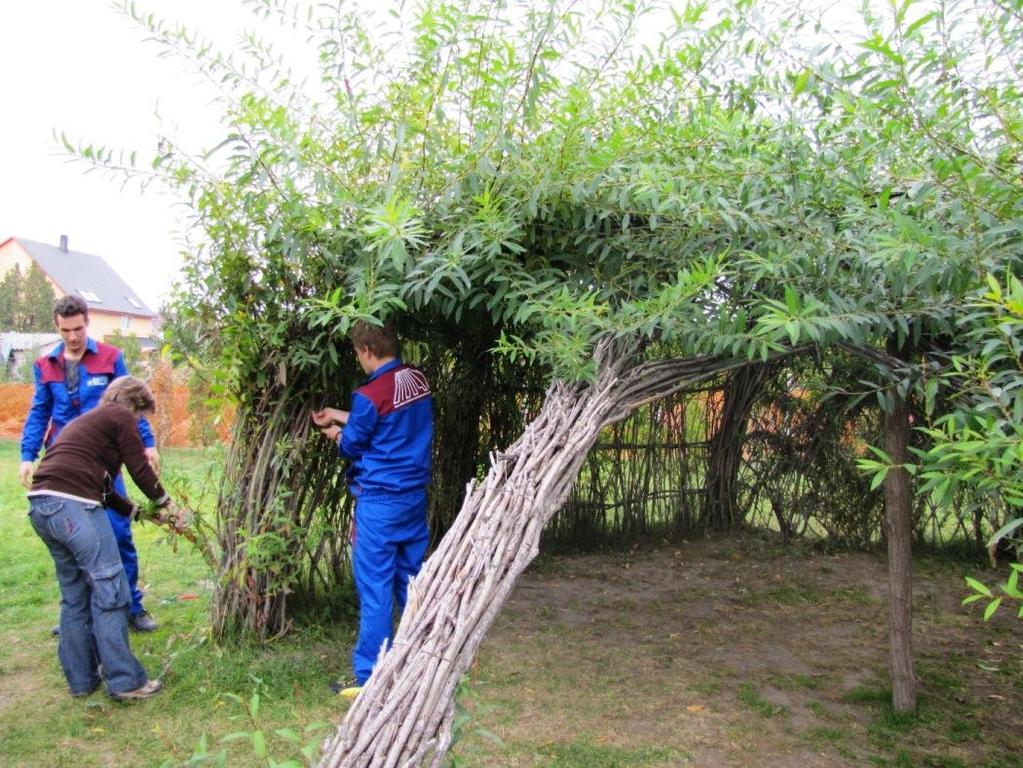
[20,337,155,462]
[338,359,433,497]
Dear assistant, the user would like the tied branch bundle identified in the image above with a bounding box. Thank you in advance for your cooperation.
[134,496,219,572]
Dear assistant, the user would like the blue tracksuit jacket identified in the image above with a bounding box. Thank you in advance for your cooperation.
[338,359,433,496]
[21,337,155,461]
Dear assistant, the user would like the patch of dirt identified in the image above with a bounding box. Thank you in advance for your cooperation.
[453,532,1022,767]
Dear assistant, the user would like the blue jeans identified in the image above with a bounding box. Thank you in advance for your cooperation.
[351,490,429,685]
[28,495,149,696]
[109,473,144,616]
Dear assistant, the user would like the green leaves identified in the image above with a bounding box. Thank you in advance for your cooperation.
[91,1,1023,585]
[90,0,1015,390]
[915,272,1023,513]
[856,446,918,492]
[751,285,839,347]
[185,680,332,765]
[360,197,428,274]
[964,577,992,599]
[989,519,1023,550]
[791,68,812,98]
[963,565,1023,621]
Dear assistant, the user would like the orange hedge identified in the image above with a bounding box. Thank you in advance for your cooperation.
[0,382,232,447]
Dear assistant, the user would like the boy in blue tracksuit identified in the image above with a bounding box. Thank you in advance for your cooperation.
[19,295,161,632]
[312,320,432,697]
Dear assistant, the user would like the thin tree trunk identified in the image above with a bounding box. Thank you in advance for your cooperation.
[427,334,492,539]
[318,340,795,767]
[212,391,343,638]
[883,393,916,712]
[702,362,774,531]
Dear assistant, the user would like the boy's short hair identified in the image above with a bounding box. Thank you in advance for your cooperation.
[101,376,156,415]
[53,295,90,322]
[349,320,399,359]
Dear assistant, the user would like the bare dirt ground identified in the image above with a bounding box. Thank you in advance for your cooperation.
[451,532,1022,767]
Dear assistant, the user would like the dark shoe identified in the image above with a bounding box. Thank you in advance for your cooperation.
[130,611,158,632]
[111,679,163,701]
[51,625,60,636]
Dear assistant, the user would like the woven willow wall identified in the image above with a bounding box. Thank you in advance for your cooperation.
[549,386,722,548]
[546,374,1006,554]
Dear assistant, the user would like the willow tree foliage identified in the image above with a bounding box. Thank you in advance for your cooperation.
[72,0,1023,755]
[923,273,1023,619]
[112,0,867,640]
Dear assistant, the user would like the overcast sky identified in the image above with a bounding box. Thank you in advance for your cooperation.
[0,0,247,311]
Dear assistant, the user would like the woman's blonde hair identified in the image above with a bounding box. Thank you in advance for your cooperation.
[100,376,156,415]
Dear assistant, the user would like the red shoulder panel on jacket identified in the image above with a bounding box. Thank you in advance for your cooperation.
[37,356,64,384]
[84,343,119,375]
[356,365,430,418]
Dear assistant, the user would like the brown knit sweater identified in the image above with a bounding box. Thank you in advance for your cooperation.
[30,402,168,517]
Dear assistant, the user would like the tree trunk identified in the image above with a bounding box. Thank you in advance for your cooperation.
[701,362,774,531]
[212,389,349,638]
[427,334,493,539]
[883,393,916,712]
[317,340,765,767]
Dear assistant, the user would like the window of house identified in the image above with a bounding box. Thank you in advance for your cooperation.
[121,315,133,330]
[126,296,143,309]
[78,288,101,302]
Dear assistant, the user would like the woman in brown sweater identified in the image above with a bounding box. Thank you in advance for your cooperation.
[27,376,173,701]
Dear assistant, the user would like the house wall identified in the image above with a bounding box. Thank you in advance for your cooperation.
[0,239,156,340]
[89,311,156,340]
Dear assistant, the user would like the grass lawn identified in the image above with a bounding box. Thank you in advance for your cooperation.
[0,439,351,767]
[2,439,1020,768]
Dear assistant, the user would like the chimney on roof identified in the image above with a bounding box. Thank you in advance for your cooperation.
[59,235,68,253]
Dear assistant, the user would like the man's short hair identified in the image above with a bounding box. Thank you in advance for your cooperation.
[349,320,399,359]
[53,295,90,322]
[101,376,156,415]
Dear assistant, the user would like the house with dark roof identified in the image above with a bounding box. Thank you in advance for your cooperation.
[0,235,158,348]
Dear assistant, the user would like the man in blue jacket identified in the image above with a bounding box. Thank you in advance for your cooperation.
[312,320,433,698]
[19,295,161,632]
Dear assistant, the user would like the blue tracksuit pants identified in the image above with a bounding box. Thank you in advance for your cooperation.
[351,489,429,685]
[106,474,144,617]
